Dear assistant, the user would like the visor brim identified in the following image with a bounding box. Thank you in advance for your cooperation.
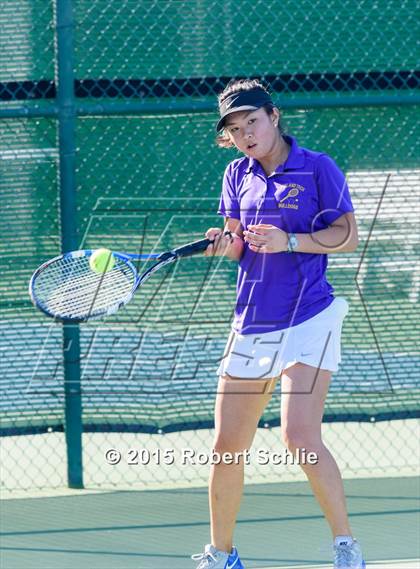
[216,105,259,132]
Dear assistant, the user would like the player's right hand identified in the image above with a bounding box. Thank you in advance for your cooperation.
[204,228,232,256]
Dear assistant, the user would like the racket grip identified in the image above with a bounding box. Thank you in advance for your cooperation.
[172,238,212,258]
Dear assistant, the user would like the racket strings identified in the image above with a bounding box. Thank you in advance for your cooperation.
[33,255,136,319]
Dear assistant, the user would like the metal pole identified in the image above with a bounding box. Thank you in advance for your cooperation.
[55,0,83,488]
[1,92,419,121]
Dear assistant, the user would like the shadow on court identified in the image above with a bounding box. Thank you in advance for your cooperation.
[1,477,419,568]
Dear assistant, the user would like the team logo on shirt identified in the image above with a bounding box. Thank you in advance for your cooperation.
[275,183,305,210]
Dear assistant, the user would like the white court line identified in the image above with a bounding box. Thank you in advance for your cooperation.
[258,560,419,569]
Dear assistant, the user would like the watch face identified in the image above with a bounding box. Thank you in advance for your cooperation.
[288,234,298,251]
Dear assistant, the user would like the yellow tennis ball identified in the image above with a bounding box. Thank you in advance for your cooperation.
[89,248,115,273]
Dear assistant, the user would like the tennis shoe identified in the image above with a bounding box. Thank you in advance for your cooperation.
[191,544,244,568]
[334,539,366,568]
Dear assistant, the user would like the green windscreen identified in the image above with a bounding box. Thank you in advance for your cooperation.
[0,0,419,437]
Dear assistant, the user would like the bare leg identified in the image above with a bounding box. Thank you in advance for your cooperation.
[281,363,352,537]
[210,376,276,552]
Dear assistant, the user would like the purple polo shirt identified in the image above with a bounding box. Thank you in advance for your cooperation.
[218,135,354,334]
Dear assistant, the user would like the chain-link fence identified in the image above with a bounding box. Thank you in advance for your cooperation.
[1,0,419,494]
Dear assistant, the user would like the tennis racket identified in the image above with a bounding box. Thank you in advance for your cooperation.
[29,237,213,322]
[279,188,299,203]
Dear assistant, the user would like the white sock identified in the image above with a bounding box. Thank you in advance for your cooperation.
[334,535,354,547]
[209,544,229,557]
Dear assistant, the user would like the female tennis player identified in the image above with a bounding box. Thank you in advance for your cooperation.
[191,80,365,569]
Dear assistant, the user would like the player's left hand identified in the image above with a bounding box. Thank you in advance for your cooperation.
[244,224,288,253]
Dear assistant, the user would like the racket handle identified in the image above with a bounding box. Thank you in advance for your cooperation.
[158,232,232,261]
[171,238,212,258]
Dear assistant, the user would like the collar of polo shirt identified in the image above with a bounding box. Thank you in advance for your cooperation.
[244,136,305,174]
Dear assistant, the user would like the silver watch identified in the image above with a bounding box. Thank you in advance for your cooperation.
[287,232,298,253]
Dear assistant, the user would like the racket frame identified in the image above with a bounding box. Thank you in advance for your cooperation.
[29,238,212,322]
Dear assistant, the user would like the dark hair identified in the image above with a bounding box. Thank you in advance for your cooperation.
[216,79,283,148]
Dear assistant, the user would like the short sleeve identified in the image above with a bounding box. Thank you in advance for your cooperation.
[217,163,241,220]
[316,154,354,226]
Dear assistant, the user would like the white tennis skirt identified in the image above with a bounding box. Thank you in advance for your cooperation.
[217,296,350,379]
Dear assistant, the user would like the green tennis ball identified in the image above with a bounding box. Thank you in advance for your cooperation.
[89,248,115,273]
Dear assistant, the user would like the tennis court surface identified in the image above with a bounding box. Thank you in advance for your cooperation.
[1,476,419,569]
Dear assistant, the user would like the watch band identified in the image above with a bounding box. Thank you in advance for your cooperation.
[287,232,298,253]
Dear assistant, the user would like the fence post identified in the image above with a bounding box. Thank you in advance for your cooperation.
[55,0,83,488]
